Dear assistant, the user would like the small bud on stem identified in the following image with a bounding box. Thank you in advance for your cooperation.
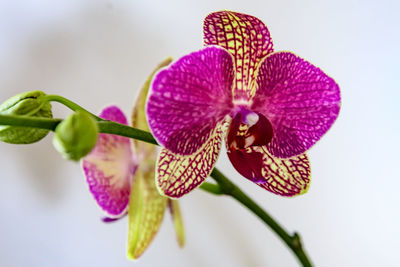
[53,111,98,161]
[0,91,52,144]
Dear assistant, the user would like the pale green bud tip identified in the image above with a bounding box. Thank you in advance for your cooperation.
[0,90,53,144]
[53,111,98,161]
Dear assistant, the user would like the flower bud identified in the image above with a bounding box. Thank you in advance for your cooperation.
[0,90,53,144]
[53,111,98,161]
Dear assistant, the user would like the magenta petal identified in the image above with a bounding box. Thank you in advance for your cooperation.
[252,52,341,158]
[102,213,127,223]
[82,106,136,217]
[99,105,129,124]
[147,46,234,155]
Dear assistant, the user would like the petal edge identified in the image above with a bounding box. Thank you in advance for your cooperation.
[127,165,168,259]
[156,121,227,198]
[204,11,274,101]
[147,46,233,156]
[253,52,341,158]
[227,145,311,196]
[82,106,135,217]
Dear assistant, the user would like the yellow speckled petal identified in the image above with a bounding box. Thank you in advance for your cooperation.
[168,199,185,247]
[132,58,173,160]
[132,57,173,134]
[127,58,175,260]
[156,120,227,198]
[204,11,274,101]
[127,164,168,260]
[132,57,173,158]
[227,146,311,196]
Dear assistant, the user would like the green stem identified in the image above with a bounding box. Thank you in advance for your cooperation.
[0,115,61,129]
[199,182,223,195]
[210,168,312,266]
[0,115,157,145]
[44,95,102,120]
[0,113,312,266]
[98,121,157,145]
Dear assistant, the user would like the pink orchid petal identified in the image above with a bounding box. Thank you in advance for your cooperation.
[252,52,341,158]
[147,46,234,156]
[99,105,129,125]
[128,58,183,259]
[204,11,274,101]
[132,57,173,134]
[82,106,136,217]
[156,121,227,198]
[227,146,311,196]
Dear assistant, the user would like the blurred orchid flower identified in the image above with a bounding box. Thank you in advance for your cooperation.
[146,11,341,198]
[82,58,184,259]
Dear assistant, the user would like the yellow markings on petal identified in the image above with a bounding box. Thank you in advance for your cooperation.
[156,121,227,198]
[132,57,173,133]
[127,57,180,259]
[252,146,311,196]
[168,199,185,247]
[204,11,273,101]
[85,143,132,188]
[132,57,173,159]
[127,165,168,259]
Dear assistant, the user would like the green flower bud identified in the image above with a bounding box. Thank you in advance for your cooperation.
[53,111,98,161]
[0,90,53,144]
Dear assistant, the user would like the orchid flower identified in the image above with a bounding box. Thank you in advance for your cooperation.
[146,11,341,198]
[82,59,184,259]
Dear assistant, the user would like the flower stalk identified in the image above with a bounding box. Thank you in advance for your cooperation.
[210,168,312,266]
[0,99,312,266]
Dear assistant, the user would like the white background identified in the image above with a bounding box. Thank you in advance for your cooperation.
[0,1,399,266]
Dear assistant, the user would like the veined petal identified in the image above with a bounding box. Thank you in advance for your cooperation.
[168,199,185,247]
[156,121,227,198]
[82,106,136,217]
[204,11,274,101]
[133,57,173,159]
[227,146,311,196]
[147,46,234,156]
[132,57,173,134]
[252,52,341,158]
[127,165,168,259]
[127,58,183,259]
